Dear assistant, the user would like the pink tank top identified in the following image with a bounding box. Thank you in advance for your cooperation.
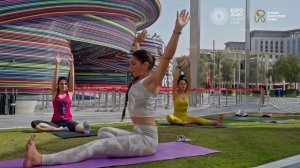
[52,92,73,121]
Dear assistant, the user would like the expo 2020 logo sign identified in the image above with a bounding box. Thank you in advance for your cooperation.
[210,7,228,25]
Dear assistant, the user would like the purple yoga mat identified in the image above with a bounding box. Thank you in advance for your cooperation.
[0,142,219,168]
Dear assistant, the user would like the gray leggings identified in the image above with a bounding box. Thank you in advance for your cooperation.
[42,124,158,165]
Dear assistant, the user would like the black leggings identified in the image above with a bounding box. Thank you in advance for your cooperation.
[31,120,79,132]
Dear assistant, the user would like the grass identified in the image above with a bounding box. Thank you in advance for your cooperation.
[1,114,300,168]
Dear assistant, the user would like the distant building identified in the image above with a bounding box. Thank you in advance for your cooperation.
[251,29,300,60]
[223,29,300,60]
[223,29,300,72]
[225,41,245,51]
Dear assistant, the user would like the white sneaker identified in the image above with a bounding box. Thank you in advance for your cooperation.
[83,121,90,134]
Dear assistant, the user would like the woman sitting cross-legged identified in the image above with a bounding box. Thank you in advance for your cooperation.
[30,52,89,134]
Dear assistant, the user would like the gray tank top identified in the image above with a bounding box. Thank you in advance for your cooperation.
[127,77,157,117]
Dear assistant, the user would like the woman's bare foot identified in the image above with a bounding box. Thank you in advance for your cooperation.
[23,134,42,168]
[216,114,224,126]
[57,127,65,131]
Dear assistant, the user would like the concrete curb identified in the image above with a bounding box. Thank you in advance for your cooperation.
[254,154,300,168]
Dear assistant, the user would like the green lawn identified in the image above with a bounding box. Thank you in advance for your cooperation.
[1,114,300,168]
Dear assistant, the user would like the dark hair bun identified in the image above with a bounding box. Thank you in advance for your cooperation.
[179,75,186,80]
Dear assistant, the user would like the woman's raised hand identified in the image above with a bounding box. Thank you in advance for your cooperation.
[68,54,74,64]
[55,52,61,64]
[178,57,185,68]
[134,29,148,44]
[175,9,190,31]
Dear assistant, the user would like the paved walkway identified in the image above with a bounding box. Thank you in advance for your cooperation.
[1,95,300,167]
[254,154,300,168]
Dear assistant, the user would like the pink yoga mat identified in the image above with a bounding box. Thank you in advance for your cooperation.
[0,142,219,168]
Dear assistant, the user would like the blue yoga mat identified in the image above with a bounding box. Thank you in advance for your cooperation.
[212,116,295,123]
[158,122,228,128]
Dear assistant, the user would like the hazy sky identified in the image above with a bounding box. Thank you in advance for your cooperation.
[147,0,300,57]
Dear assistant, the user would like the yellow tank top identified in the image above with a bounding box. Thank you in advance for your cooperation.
[173,95,189,117]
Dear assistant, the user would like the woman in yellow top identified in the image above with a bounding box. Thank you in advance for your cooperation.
[166,57,223,126]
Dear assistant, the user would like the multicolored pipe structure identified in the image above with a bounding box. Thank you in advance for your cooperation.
[73,37,164,86]
[0,0,162,88]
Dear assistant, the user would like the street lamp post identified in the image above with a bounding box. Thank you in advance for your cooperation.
[233,53,236,89]
[218,52,221,107]
[212,40,216,104]
[260,55,266,106]
[237,51,241,105]
[165,66,171,109]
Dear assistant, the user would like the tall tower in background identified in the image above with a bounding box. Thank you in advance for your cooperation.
[245,0,251,87]
[190,0,201,88]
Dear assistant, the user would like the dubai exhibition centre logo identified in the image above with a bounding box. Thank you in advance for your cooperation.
[210,7,244,25]
[210,7,228,25]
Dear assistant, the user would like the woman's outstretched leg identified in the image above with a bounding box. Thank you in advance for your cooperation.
[189,114,224,126]
[98,127,133,139]
[189,116,215,125]
[166,115,184,125]
[216,114,224,126]
[23,134,42,168]
[23,125,157,166]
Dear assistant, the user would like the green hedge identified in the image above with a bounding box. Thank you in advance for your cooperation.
[285,89,297,97]
[252,90,261,94]
[221,90,233,95]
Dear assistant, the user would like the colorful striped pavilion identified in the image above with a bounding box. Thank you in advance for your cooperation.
[0,0,162,89]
